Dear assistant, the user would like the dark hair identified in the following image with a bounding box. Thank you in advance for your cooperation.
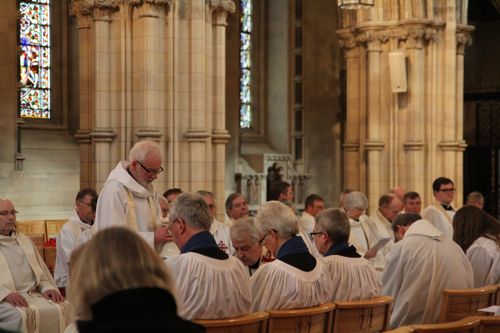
[378,194,395,208]
[163,188,183,198]
[391,213,422,232]
[304,194,324,208]
[269,181,290,201]
[453,205,500,252]
[91,195,99,213]
[403,191,420,202]
[432,177,454,193]
[225,193,244,210]
[76,188,98,201]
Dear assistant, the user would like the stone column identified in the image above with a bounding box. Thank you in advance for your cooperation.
[363,30,385,210]
[210,0,233,218]
[338,31,362,192]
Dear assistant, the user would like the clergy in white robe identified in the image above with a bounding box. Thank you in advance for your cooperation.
[197,191,234,255]
[383,214,474,328]
[92,141,170,249]
[452,205,500,287]
[54,188,97,288]
[343,191,375,258]
[165,193,251,320]
[0,198,70,333]
[363,194,403,270]
[299,194,325,235]
[251,201,331,312]
[313,208,381,301]
[421,177,457,239]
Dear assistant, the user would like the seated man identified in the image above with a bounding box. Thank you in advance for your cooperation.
[0,198,70,333]
[299,194,325,235]
[312,208,381,301]
[165,193,251,319]
[251,201,331,311]
[383,213,474,328]
[225,193,249,225]
[230,218,271,276]
[54,188,97,288]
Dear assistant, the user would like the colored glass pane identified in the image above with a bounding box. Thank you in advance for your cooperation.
[239,0,252,128]
[18,0,51,119]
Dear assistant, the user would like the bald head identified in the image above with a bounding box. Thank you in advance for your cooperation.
[0,199,17,236]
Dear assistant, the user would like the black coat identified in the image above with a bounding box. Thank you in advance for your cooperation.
[77,287,205,333]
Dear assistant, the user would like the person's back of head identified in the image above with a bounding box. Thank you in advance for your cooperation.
[268,181,291,201]
[254,201,298,240]
[453,205,500,252]
[69,227,174,321]
[344,191,368,211]
[315,208,350,245]
[163,188,183,203]
[169,193,212,231]
[391,213,422,242]
[466,191,485,209]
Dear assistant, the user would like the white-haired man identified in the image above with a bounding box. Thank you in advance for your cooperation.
[251,201,331,311]
[0,199,70,333]
[93,140,170,248]
[230,218,269,276]
[165,193,251,319]
[312,208,381,301]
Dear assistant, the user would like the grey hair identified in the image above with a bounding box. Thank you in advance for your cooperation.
[230,217,260,244]
[466,191,484,204]
[344,191,369,211]
[315,208,350,244]
[129,140,162,163]
[254,201,298,240]
[169,193,212,231]
[196,190,214,200]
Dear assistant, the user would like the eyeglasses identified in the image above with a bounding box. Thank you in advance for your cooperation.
[438,188,456,193]
[167,219,181,232]
[259,229,274,246]
[136,160,164,175]
[309,232,324,240]
[0,210,18,217]
[78,200,92,207]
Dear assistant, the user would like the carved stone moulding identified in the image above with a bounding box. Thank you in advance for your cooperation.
[209,0,236,13]
[183,129,211,142]
[364,140,385,151]
[211,130,231,144]
[403,140,425,151]
[70,0,171,16]
[135,128,162,141]
[74,129,92,144]
[89,127,117,142]
[438,140,467,152]
[343,140,360,152]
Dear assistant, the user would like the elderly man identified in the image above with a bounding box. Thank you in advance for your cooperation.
[312,208,381,301]
[54,188,97,288]
[383,213,474,328]
[225,193,249,225]
[339,189,354,212]
[251,201,331,311]
[165,193,251,319]
[466,191,485,209]
[299,194,325,235]
[364,193,404,270]
[403,191,422,214]
[0,199,70,333]
[93,140,169,248]
[421,177,457,239]
[197,190,233,255]
[230,218,268,275]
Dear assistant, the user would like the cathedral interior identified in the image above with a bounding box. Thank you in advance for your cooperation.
[0,0,499,221]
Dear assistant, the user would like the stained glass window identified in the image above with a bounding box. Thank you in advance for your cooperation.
[18,0,51,119]
[239,0,252,128]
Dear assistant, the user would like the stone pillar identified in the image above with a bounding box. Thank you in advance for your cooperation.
[210,0,233,218]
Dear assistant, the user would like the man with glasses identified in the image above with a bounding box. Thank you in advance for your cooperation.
[312,208,381,301]
[165,193,251,319]
[93,140,170,249]
[250,201,331,311]
[54,188,97,289]
[421,177,456,239]
[0,198,70,333]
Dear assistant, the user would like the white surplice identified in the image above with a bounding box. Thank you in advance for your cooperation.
[0,232,71,333]
[165,252,251,320]
[363,209,395,270]
[322,255,381,301]
[54,210,91,288]
[348,217,372,257]
[250,259,332,311]
[382,219,474,328]
[299,211,315,236]
[421,201,455,239]
[466,236,500,287]
[92,161,162,247]
[210,219,234,255]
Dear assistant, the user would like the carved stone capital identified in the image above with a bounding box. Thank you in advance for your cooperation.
[456,25,474,55]
[209,0,236,13]
[70,0,119,17]
[338,33,358,50]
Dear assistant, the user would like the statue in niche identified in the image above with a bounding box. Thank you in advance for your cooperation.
[266,162,283,201]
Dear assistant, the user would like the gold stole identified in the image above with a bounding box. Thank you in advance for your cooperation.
[124,188,158,232]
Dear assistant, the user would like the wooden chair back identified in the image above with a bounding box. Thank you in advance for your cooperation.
[409,317,481,333]
[494,285,500,305]
[471,315,500,333]
[332,295,393,333]
[16,220,46,239]
[266,302,335,333]
[383,327,415,333]
[26,233,45,256]
[45,219,67,239]
[439,285,497,323]
[195,312,269,333]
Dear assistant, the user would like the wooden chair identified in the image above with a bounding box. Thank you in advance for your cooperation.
[195,312,269,333]
[476,315,500,333]
[439,285,497,323]
[266,302,335,333]
[45,219,67,239]
[494,285,500,305]
[408,317,481,333]
[26,233,45,256]
[16,220,46,239]
[383,327,415,333]
[332,296,393,333]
